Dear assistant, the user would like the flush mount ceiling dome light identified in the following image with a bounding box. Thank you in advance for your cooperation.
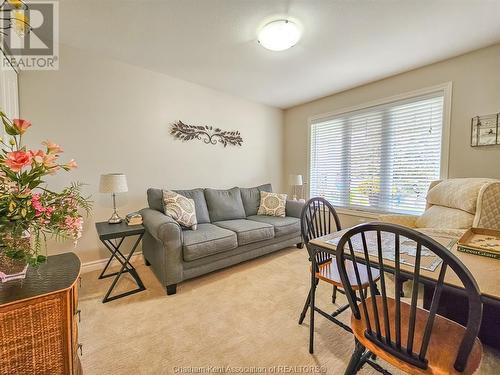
[258,19,301,51]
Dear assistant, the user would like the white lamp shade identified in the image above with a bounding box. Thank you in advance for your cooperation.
[99,173,128,193]
[289,174,303,186]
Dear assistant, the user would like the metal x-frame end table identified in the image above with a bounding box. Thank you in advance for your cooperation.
[95,221,146,303]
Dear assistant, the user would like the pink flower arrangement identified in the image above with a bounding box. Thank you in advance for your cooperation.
[4,150,32,172]
[12,119,31,134]
[42,140,63,154]
[0,111,91,265]
[31,193,44,217]
[64,216,84,243]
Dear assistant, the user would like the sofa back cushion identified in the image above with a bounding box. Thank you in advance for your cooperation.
[147,187,210,224]
[163,190,198,230]
[426,178,493,214]
[174,188,210,224]
[204,187,246,222]
[240,183,272,216]
[147,188,164,212]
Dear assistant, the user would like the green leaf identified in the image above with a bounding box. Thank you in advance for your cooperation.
[4,124,18,136]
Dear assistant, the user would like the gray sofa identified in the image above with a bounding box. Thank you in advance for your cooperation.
[140,184,304,295]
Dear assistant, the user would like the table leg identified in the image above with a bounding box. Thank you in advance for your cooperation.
[309,255,316,354]
[99,241,141,280]
[99,237,126,279]
[100,233,146,303]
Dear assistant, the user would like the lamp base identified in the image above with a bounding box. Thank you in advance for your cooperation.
[108,211,123,224]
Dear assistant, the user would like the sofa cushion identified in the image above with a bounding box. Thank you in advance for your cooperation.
[147,187,210,223]
[174,188,210,224]
[246,215,300,237]
[257,191,287,217]
[427,178,493,214]
[204,187,246,222]
[147,188,164,212]
[163,190,198,230]
[416,205,474,230]
[214,219,274,246]
[182,223,238,262]
[240,183,272,216]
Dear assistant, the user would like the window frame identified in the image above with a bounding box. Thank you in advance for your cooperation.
[307,82,452,217]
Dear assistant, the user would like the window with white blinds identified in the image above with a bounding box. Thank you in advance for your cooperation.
[309,91,445,215]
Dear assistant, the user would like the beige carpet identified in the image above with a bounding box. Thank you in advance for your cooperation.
[79,247,500,375]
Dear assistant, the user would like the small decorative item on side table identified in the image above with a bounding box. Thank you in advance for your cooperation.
[95,221,145,303]
[126,211,143,226]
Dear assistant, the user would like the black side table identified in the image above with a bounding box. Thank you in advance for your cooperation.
[95,221,146,303]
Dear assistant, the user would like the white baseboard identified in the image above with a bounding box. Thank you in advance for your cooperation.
[81,251,143,273]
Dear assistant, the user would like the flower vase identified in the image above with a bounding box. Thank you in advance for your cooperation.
[0,251,28,282]
[0,233,31,282]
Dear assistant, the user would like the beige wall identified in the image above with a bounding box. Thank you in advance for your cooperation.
[17,42,500,262]
[19,44,283,264]
[284,43,500,226]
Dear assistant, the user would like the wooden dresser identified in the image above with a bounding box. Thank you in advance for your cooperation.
[0,253,82,375]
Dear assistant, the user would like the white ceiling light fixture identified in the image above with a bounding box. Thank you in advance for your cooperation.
[258,19,301,51]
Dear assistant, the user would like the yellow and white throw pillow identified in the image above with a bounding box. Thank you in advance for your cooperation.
[162,190,197,230]
[257,191,287,217]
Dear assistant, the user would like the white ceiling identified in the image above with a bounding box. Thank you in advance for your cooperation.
[59,0,500,109]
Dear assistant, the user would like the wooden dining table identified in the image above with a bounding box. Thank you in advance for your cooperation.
[309,229,500,349]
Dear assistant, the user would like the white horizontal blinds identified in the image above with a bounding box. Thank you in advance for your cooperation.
[348,110,383,210]
[385,95,444,213]
[310,118,347,204]
[310,92,444,214]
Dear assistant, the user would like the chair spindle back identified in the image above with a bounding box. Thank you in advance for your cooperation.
[335,222,482,372]
[300,197,341,265]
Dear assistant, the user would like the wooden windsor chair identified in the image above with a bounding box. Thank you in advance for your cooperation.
[299,197,381,354]
[336,222,483,375]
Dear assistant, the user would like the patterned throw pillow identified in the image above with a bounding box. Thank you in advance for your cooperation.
[257,191,287,217]
[162,190,198,230]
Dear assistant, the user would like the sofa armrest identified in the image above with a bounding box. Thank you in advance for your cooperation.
[140,208,182,242]
[475,181,500,230]
[378,214,418,228]
[286,199,305,218]
[140,208,184,288]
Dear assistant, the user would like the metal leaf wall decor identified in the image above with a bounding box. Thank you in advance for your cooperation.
[170,121,243,147]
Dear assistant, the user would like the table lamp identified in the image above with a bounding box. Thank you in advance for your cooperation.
[99,173,128,224]
[289,174,303,200]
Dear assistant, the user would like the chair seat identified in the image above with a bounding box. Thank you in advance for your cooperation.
[351,296,483,375]
[315,259,380,291]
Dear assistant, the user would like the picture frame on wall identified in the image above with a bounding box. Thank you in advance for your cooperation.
[471,114,499,147]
